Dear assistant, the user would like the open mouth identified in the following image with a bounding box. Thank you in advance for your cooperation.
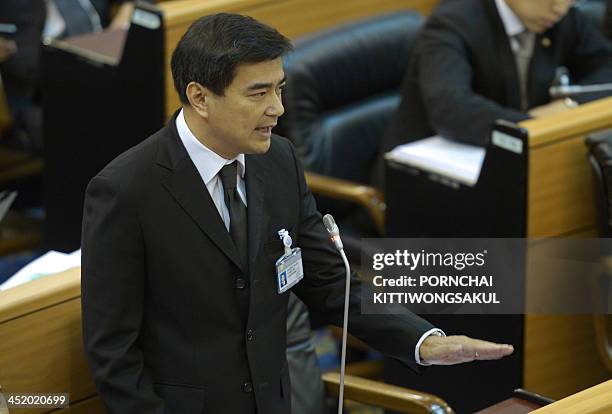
[255,126,273,134]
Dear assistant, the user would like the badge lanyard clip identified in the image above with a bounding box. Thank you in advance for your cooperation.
[277,228,293,256]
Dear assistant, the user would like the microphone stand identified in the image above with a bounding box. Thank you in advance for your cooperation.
[337,248,350,414]
[322,214,351,414]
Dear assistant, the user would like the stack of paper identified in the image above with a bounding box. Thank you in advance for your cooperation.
[0,249,81,291]
[385,136,486,186]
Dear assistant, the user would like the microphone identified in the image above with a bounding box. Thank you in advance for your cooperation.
[549,83,612,99]
[323,214,343,250]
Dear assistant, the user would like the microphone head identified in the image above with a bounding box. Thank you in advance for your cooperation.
[323,214,339,236]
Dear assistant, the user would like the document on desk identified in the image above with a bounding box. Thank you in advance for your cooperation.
[0,249,81,291]
[385,136,486,187]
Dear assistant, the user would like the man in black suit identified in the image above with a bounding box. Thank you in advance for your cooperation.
[384,0,612,149]
[81,13,513,414]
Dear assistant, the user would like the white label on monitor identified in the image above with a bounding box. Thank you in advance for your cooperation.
[132,9,161,30]
[491,130,523,154]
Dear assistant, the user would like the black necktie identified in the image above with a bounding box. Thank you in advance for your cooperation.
[219,162,248,269]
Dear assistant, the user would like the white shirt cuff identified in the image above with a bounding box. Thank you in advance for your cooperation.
[415,328,446,366]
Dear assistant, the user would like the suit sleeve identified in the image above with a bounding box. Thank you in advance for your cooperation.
[566,9,612,103]
[284,140,435,371]
[416,17,528,145]
[81,174,169,414]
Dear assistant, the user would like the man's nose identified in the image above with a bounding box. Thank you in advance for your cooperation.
[267,92,284,117]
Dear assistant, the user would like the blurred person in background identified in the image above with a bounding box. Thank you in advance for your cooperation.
[0,0,145,151]
[384,0,612,150]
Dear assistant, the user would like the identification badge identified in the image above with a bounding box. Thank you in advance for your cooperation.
[275,229,304,294]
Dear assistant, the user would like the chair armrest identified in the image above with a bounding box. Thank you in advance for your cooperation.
[304,171,385,234]
[0,148,44,184]
[344,360,384,379]
[322,372,454,414]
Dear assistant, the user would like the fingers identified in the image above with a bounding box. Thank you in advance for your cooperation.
[422,336,514,365]
[453,336,514,361]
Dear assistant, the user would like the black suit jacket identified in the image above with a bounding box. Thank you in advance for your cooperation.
[384,0,612,149]
[81,114,434,414]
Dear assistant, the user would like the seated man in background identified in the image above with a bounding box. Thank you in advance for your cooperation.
[43,0,145,39]
[0,0,145,151]
[384,0,612,149]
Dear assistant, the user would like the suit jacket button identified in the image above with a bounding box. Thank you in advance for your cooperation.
[247,329,254,341]
[235,278,247,289]
[243,380,253,393]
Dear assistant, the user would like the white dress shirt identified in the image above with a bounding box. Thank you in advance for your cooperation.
[176,108,246,231]
[495,0,528,49]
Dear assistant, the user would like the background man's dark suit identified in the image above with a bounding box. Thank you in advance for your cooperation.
[81,114,434,414]
[384,0,612,149]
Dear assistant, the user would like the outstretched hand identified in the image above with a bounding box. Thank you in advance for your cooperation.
[420,335,514,365]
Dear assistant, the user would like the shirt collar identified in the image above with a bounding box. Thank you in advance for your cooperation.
[495,0,526,37]
[176,108,246,184]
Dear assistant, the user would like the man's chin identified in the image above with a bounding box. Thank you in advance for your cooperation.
[248,139,272,155]
[525,21,549,34]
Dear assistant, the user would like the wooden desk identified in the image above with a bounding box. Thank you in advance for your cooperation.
[384,97,612,407]
[531,379,612,414]
[0,267,106,413]
[519,99,612,399]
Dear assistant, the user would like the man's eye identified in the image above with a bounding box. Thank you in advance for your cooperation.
[251,92,266,98]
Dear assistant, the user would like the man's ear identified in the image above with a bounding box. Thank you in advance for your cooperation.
[185,82,210,118]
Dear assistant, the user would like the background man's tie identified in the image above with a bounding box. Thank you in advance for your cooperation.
[513,30,535,111]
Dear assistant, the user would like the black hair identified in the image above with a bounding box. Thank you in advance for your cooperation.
[171,13,292,103]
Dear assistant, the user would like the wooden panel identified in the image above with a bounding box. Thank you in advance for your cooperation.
[0,298,97,414]
[527,136,595,237]
[160,0,439,117]
[523,97,612,148]
[522,97,612,239]
[0,269,95,414]
[531,380,612,414]
[524,233,609,399]
[0,268,80,324]
[523,99,612,397]
[524,315,610,400]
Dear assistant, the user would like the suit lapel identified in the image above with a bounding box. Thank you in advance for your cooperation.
[245,154,267,270]
[481,0,522,109]
[157,115,245,271]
